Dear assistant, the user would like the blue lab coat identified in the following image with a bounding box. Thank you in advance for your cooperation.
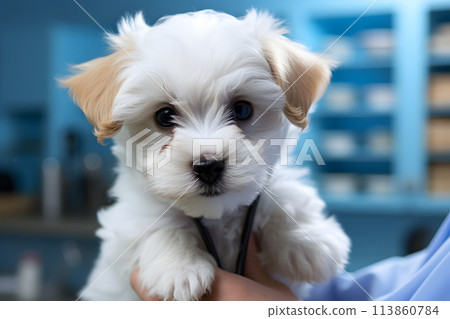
[303,213,450,301]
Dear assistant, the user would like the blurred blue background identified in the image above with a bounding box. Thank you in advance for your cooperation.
[0,0,449,300]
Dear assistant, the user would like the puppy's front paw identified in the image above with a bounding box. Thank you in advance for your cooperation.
[139,255,215,300]
[261,216,350,283]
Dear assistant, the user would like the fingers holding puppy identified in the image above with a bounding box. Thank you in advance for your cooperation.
[130,268,161,301]
[131,234,298,301]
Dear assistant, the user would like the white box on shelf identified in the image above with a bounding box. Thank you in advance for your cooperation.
[323,35,355,61]
[323,83,358,112]
[366,129,393,155]
[364,84,395,112]
[358,29,394,57]
[430,23,450,56]
[322,173,359,195]
[363,174,392,195]
[322,131,357,158]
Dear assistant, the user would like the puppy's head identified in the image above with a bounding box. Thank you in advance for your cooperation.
[61,10,332,219]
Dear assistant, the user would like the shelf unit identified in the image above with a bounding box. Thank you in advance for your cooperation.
[293,0,450,217]
[427,8,450,199]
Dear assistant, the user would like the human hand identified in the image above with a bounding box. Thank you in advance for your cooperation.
[130,234,299,301]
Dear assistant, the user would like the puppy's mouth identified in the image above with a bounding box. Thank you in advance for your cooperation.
[197,183,226,197]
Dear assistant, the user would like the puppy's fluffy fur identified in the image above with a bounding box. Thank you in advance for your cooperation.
[62,10,350,300]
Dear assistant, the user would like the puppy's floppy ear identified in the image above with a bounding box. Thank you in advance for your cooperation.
[246,10,333,129]
[60,52,126,143]
[263,38,332,129]
[60,12,149,143]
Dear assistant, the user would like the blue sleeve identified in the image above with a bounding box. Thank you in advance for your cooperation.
[301,213,450,301]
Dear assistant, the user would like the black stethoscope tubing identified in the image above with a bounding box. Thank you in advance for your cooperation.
[192,195,260,275]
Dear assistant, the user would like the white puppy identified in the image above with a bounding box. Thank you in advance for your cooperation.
[62,10,350,300]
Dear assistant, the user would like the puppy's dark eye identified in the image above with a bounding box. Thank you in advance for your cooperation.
[232,100,253,121]
[155,107,177,128]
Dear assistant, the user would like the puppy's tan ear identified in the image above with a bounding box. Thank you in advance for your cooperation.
[60,12,149,143]
[262,36,332,129]
[60,51,126,144]
[244,9,333,129]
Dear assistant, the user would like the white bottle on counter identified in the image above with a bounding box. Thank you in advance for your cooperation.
[16,251,42,300]
[42,157,62,221]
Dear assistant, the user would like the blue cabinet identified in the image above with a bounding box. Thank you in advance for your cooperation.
[291,0,450,217]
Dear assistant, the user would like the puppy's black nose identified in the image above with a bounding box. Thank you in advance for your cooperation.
[193,159,225,184]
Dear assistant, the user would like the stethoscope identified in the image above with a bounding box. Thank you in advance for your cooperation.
[191,195,260,275]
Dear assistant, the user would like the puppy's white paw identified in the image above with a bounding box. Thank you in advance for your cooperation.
[261,216,350,283]
[139,255,215,300]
